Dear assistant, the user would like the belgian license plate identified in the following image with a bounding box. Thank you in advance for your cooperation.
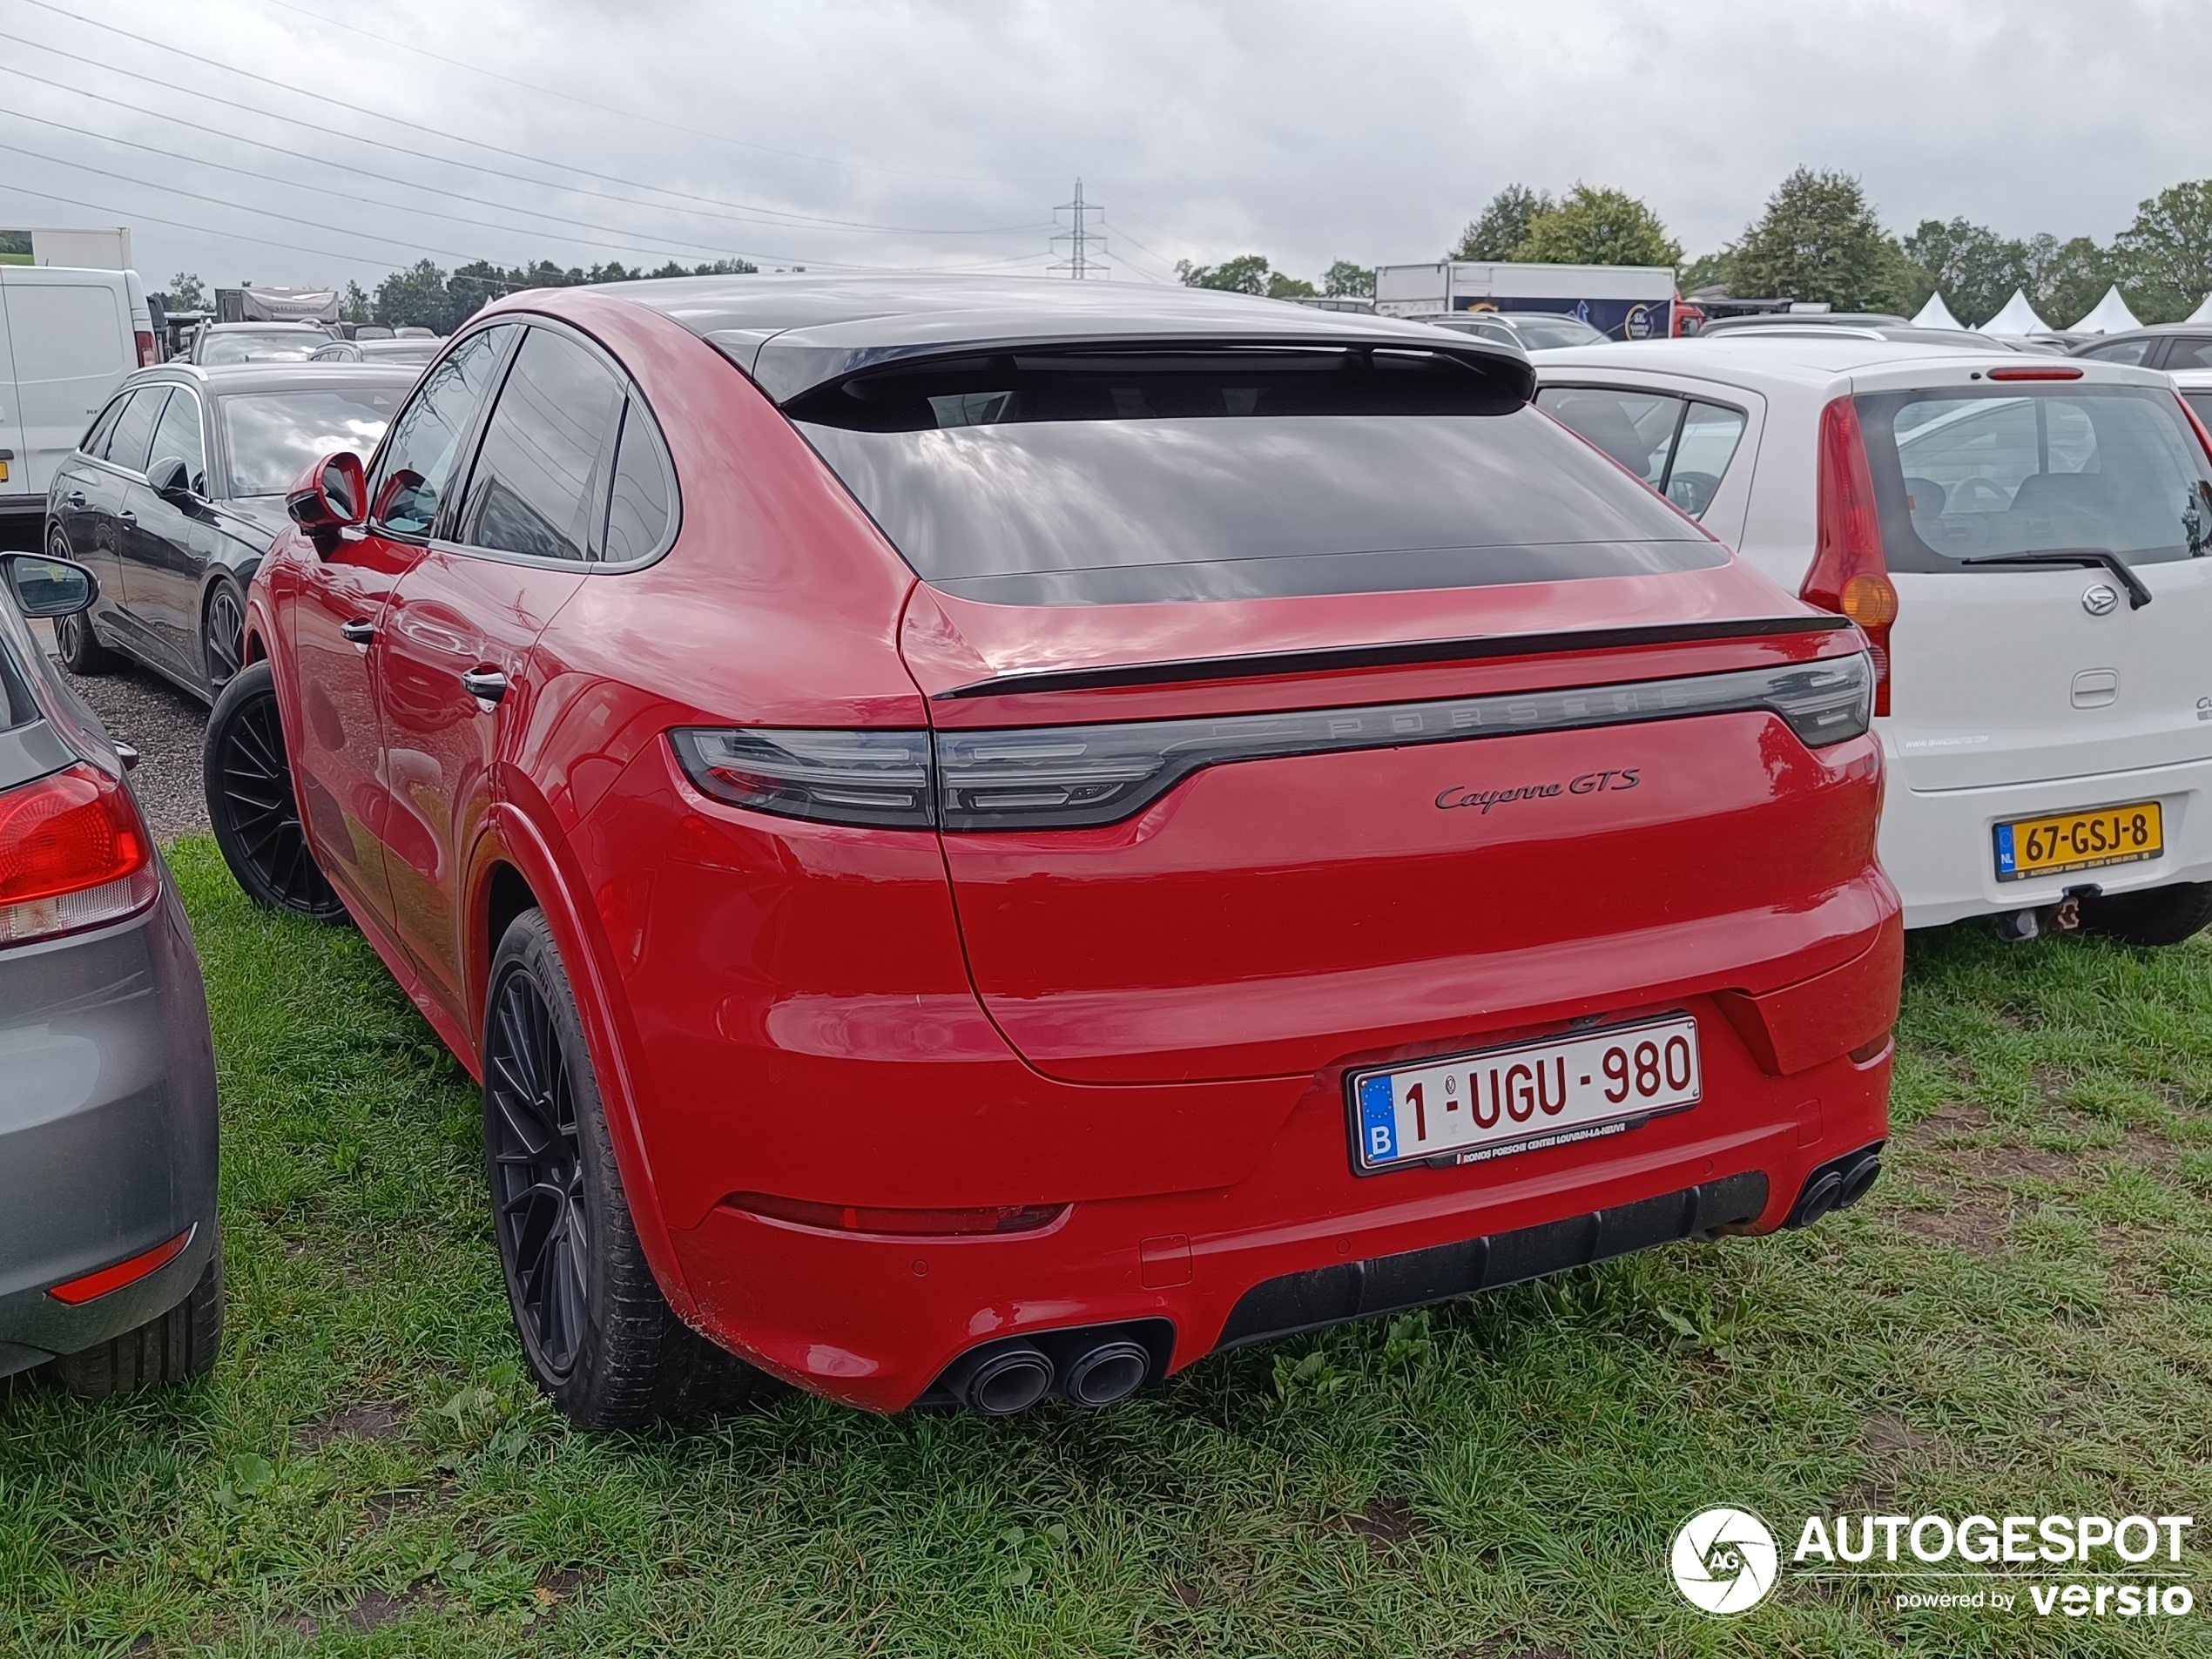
[1993,799,2162,882]
[1350,1015,1701,1173]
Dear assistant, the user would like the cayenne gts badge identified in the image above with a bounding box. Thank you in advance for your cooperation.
[1436,770,1641,813]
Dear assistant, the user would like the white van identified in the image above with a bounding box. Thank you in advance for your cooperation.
[0,266,154,530]
[1535,336,2212,945]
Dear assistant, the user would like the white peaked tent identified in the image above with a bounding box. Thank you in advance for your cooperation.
[2188,293,2212,324]
[2069,285,2142,334]
[1979,288,2051,336]
[1912,292,1966,329]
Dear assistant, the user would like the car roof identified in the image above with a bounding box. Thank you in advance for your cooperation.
[128,362,421,395]
[1534,335,2173,390]
[547,273,1526,401]
[204,320,328,332]
[2171,367,2212,387]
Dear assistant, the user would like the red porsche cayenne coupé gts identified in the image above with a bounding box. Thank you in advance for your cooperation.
[205,277,1898,1423]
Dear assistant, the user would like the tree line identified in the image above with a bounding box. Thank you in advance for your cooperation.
[1182,172,2212,327]
[154,256,759,334]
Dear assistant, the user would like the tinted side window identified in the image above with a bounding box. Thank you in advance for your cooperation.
[600,398,675,563]
[2167,339,2212,371]
[454,328,624,562]
[368,325,516,536]
[81,393,130,455]
[103,388,168,475]
[147,387,207,495]
[2186,392,2212,431]
[2080,338,2156,366]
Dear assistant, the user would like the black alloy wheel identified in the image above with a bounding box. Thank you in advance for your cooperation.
[203,661,347,920]
[482,911,777,1426]
[201,577,246,694]
[48,528,116,673]
[486,959,590,1379]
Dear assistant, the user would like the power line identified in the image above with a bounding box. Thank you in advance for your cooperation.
[13,0,1055,239]
[0,176,413,270]
[250,0,1065,190]
[0,102,752,270]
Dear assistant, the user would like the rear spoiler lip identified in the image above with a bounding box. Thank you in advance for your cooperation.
[931,613,1853,700]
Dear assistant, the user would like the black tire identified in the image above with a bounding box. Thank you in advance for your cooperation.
[200,575,246,697]
[483,910,773,1427]
[48,526,117,674]
[54,1238,222,1398]
[2077,882,2212,948]
[204,660,347,921]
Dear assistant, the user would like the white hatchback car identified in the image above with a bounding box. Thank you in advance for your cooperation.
[1537,336,2212,942]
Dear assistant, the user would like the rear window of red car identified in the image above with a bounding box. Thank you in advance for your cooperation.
[789,348,1721,605]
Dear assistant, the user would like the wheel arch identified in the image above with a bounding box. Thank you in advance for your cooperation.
[464,810,700,1324]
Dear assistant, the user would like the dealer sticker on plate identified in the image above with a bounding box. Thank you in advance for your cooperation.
[1350,1015,1702,1173]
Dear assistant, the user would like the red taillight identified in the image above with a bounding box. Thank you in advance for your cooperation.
[1986,365,2081,381]
[47,1225,194,1305]
[1801,396,1895,717]
[723,1192,1067,1238]
[0,764,157,945]
[135,329,158,368]
[2176,390,2212,465]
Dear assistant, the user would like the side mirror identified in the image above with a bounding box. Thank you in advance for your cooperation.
[286,450,368,536]
[0,552,98,618]
[148,455,198,502]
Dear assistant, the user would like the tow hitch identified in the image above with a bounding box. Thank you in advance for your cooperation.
[1994,883,2101,942]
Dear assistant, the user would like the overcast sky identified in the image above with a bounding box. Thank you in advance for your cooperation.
[3,0,2207,296]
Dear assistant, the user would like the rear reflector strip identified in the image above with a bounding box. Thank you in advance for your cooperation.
[723,1193,1067,1238]
[46,1224,194,1305]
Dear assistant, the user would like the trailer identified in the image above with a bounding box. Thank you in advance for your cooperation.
[1374,260,1695,340]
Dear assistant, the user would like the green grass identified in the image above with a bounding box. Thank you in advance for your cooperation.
[6,839,2212,1656]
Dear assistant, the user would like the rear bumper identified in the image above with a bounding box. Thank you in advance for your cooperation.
[665,1015,1892,1412]
[1884,753,2212,927]
[0,874,220,1377]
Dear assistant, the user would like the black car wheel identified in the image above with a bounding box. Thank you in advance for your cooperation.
[48,528,117,674]
[203,661,347,920]
[201,577,246,695]
[485,910,774,1426]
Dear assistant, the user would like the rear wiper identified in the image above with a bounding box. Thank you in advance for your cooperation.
[1959,549,2152,610]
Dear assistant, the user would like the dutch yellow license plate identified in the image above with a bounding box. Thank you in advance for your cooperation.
[1994,800,2162,882]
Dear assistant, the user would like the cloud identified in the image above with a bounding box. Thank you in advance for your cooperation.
[3,0,2206,293]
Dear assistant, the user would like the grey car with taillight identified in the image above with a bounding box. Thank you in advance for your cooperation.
[0,550,221,1394]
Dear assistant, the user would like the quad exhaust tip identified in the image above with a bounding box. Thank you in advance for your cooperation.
[933,1320,1172,1416]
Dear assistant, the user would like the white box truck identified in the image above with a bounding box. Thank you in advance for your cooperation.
[0,226,134,271]
[1375,260,1690,340]
[0,266,156,532]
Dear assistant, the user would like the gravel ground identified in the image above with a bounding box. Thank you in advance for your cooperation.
[39,627,213,842]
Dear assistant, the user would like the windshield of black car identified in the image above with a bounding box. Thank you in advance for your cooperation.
[199,329,326,366]
[1857,385,2212,570]
[221,387,402,496]
[787,348,1718,604]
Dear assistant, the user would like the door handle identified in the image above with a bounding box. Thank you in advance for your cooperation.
[459,667,509,705]
[339,619,375,645]
[118,510,137,525]
[65,491,85,508]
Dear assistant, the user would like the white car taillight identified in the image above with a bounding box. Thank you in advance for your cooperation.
[0,764,158,946]
[1801,396,1898,717]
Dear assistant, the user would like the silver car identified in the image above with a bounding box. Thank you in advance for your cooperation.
[0,551,221,1394]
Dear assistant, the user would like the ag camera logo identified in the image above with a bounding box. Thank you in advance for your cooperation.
[1671,1507,1779,1614]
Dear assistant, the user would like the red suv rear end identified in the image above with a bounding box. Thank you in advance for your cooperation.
[217,278,1898,1420]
